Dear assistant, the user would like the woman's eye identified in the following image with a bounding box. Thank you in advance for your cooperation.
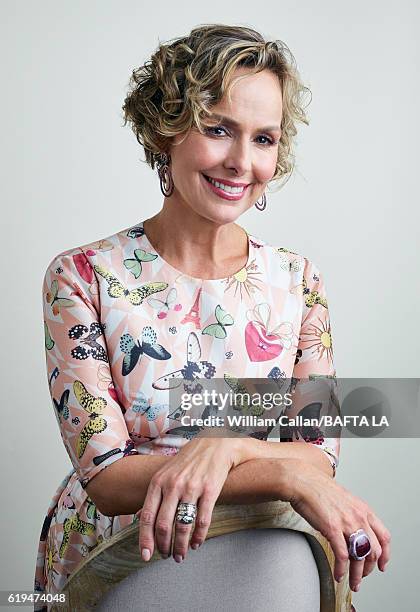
[205,126,276,146]
[257,135,275,146]
[206,126,228,136]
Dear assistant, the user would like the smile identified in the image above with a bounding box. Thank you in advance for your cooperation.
[204,176,245,193]
[202,174,250,201]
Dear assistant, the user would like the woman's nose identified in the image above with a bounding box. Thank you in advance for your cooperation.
[223,138,252,177]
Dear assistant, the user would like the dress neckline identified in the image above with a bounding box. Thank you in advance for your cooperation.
[138,220,253,283]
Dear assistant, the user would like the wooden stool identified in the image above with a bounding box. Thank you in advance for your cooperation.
[52,500,353,611]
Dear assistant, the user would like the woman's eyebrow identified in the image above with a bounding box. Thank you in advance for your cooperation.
[209,113,281,133]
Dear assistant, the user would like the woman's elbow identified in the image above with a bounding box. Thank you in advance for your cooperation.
[84,473,112,516]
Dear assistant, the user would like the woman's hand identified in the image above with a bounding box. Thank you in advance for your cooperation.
[137,438,243,563]
[284,459,391,592]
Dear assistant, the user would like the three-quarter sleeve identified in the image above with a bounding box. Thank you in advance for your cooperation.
[290,257,341,474]
[42,248,138,488]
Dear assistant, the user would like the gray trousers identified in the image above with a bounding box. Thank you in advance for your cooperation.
[96,528,320,611]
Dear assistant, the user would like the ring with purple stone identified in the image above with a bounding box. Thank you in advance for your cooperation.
[348,529,371,561]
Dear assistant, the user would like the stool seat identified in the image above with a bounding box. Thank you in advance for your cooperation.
[52,500,353,611]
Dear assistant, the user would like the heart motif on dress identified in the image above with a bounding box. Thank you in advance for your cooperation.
[244,303,296,362]
[245,321,283,361]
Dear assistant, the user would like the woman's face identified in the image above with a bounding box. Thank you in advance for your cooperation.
[168,66,283,225]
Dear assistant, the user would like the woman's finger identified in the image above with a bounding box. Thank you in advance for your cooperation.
[361,526,382,579]
[154,492,179,559]
[326,527,350,583]
[190,491,216,550]
[172,496,199,562]
[138,478,162,561]
[348,556,365,593]
[367,512,391,571]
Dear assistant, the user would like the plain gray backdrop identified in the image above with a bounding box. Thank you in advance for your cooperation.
[1,1,419,610]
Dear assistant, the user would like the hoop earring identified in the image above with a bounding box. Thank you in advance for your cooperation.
[157,153,174,197]
[254,192,266,211]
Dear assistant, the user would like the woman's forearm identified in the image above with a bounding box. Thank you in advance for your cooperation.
[87,454,294,517]
[217,457,293,505]
[236,438,334,477]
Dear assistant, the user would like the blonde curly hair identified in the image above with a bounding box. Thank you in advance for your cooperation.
[122,23,311,189]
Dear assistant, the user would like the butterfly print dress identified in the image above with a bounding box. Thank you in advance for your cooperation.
[34,220,340,607]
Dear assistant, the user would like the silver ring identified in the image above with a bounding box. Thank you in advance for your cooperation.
[176,502,197,525]
[348,528,371,560]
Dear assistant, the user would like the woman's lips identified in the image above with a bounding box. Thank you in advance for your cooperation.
[201,173,250,201]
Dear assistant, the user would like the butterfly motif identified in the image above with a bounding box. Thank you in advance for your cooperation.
[44,322,54,350]
[152,332,216,391]
[268,366,287,391]
[85,239,114,254]
[53,389,70,422]
[268,366,285,379]
[248,430,271,440]
[48,366,59,388]
[86,498,100,520]
[123,248,157,279]
[120,326,171,376]
[249,238,264,249]
[93,438,138,466]
[276,249,302,273]
[279,402,325,445]
[225,351,233,359]
[131,390,168,421]
[59,513,95,558]
[73,380,108,458]
[303,276,328,308]
[147,287,182,319]
[94,264,168,305]
[72,416,80,425]
[126,224,145,239]
[223,374,266,418]
[68,322,108,362]
[46,279,75,316]
[165,402,219,440]
[169,326,177,334]
[290,276,328,308]
[202,305,234,339]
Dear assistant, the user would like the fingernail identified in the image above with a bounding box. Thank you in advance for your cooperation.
[174,554,183,563]
[141,548,151,562]
[336,575,343,583]
[354,583,360,592]
[161,553,169,559]
[191,543,200,550]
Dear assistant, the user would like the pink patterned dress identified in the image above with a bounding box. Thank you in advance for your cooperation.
[34,220,340,607]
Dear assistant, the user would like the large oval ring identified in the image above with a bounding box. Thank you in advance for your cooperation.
[348,528,371,560]
[176,502,197,525]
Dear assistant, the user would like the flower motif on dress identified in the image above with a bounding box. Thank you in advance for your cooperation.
[223,259,262,299]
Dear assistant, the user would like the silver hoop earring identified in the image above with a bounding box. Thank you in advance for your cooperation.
[254,192,266,211]
[157,153,174,197]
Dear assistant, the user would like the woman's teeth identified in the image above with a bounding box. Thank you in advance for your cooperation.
[205,175,245,194]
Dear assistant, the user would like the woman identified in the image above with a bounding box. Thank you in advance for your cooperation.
[34,23,390,610]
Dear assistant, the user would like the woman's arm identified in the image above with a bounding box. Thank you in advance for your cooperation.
[86,451,292,516]
[42,250,144,489]
[88,437,330,517]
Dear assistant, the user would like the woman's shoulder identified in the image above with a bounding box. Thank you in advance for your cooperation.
[43,220,145,272]
[247,229,318,275]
